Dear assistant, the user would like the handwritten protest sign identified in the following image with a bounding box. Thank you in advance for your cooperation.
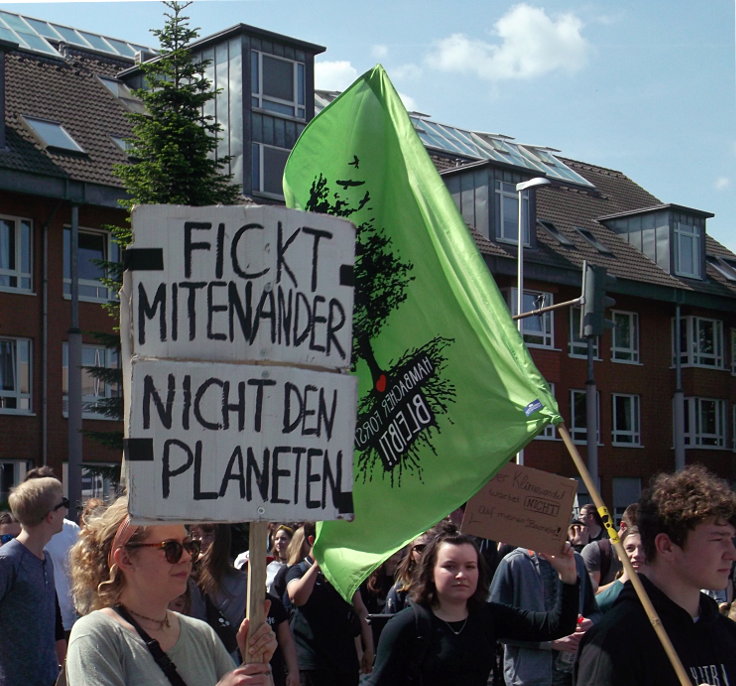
[120,205,356,523]
[461,462,576,554]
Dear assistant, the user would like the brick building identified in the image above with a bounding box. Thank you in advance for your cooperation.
[0,9,733,515]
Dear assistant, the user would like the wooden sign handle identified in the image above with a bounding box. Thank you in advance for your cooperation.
[244,521,268,661]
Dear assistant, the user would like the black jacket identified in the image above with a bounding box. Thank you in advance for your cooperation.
[575,574,736,686]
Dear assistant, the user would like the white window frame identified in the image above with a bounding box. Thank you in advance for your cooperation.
[0,337,32,413]
[251,50,306,120]
[0,459,29,501]
[570,388,600,444]
[569,306,599,358]
[63,226,119,302]
[612,393,641,446]
[495,181,530,244]
[682,397,727,449]
[673,316,724,368]
[62,343,120,420]
[0,215,32,293]
[536,382,559,441]
[251,142,289,199]
[611,310,640,363]
[508,288,554,348]
[673,221,702,278]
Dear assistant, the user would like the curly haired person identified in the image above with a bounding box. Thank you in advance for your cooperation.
[576,464,736,686]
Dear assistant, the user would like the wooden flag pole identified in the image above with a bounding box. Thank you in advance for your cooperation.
[244,521,268,662]
[558,424,692,686]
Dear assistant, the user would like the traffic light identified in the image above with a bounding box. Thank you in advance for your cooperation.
[580,261,615,338]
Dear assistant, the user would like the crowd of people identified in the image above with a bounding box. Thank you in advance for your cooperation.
[0,463,735,686]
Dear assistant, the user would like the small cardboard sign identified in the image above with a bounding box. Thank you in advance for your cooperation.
[461,462,576,555]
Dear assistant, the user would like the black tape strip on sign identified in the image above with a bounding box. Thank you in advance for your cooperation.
[124,438,155,462]
[336,491,354,514]
[123,248,164,271]
[339,264,353,286]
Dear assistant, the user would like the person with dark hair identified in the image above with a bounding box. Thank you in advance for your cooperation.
[189,523,300,686]
[384,531,432,614]
[594,526,647,614]
[286,523,374,686]
[579,505,604,543]
[368,527,579,686]
[576,465,736,686]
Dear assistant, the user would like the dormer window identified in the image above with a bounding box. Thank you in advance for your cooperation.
[496,180,529,244]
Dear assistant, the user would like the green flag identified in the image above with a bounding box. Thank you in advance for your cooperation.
[283,65,561,601]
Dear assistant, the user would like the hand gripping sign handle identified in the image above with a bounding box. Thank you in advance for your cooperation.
[558,424,692,686]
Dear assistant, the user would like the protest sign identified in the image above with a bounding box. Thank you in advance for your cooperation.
[120,204,356,523]
[461,462,576,555]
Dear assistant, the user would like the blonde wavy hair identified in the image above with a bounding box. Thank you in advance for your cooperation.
[70,496,150,615]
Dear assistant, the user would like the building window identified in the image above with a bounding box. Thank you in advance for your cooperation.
[62,343,120,419]
[0,337,31,412]
[612,394,641,446]
[570,389,599,444]
[0,216,32,292]
[63,227,119,302]
[23,116,85,153]
[251,50,306,119]
[611,310,639,363]
[508,288,554,348]
[683,397,726,448]
[731,329,736,375]
[569,307,598,358]
[495,181,529,244]
[0,460,27,501]
[536,382,558,440]
[673,221,702,278]
[252,142,289,199]
[673,316,724,368]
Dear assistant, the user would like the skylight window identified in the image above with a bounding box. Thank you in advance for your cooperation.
[575,227,613,255]
[23,117,85,153]
[706,256,736,282]
[538,220,575,247]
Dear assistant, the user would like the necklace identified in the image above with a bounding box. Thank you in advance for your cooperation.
[127,607,170,631]
[440,617,468,636]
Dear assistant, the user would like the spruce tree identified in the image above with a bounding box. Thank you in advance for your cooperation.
[85,1,240,456]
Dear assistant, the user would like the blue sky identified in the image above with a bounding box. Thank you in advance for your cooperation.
[2,0,734,251]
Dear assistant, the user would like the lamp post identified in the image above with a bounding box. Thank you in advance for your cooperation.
[515,177,551,332]
[515,177,550,466]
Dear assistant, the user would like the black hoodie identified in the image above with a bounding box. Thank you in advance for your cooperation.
[575,575,736,686]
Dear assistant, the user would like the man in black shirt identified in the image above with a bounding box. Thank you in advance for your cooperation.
[576,465,736,686]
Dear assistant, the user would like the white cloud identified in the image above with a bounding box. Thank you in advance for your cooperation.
[398,91,417,112]
[391,63,423,81]
[315,60,359,91]
[715,177,731,191]
[427,3,590,81]
[372,44,389,59]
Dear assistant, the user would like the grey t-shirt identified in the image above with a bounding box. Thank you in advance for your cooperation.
[66,609,237,685]
[0,538,58,686]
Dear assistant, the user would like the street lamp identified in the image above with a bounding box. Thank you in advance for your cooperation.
[515,177,549,467]
[515,177,551,332]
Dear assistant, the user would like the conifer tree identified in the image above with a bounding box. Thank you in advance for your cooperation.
[85,1,240,455]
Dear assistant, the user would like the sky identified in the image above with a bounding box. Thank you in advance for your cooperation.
[1,0,733,251]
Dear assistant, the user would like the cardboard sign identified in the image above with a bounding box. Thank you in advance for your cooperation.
[124,204,355,369]
[120,205,357,524]
[461,462,576,555]
[125,359,357,522]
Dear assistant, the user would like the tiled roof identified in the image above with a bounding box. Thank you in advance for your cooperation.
[0,47,133,189]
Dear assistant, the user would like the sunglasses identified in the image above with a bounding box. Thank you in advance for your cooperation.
[0,534,15,544]
[126,538,201,564]
[48,497,69,516]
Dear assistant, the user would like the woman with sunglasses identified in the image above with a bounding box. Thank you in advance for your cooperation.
[66,497,276,686]
[368,526,579,686]
[383,530,433,614]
